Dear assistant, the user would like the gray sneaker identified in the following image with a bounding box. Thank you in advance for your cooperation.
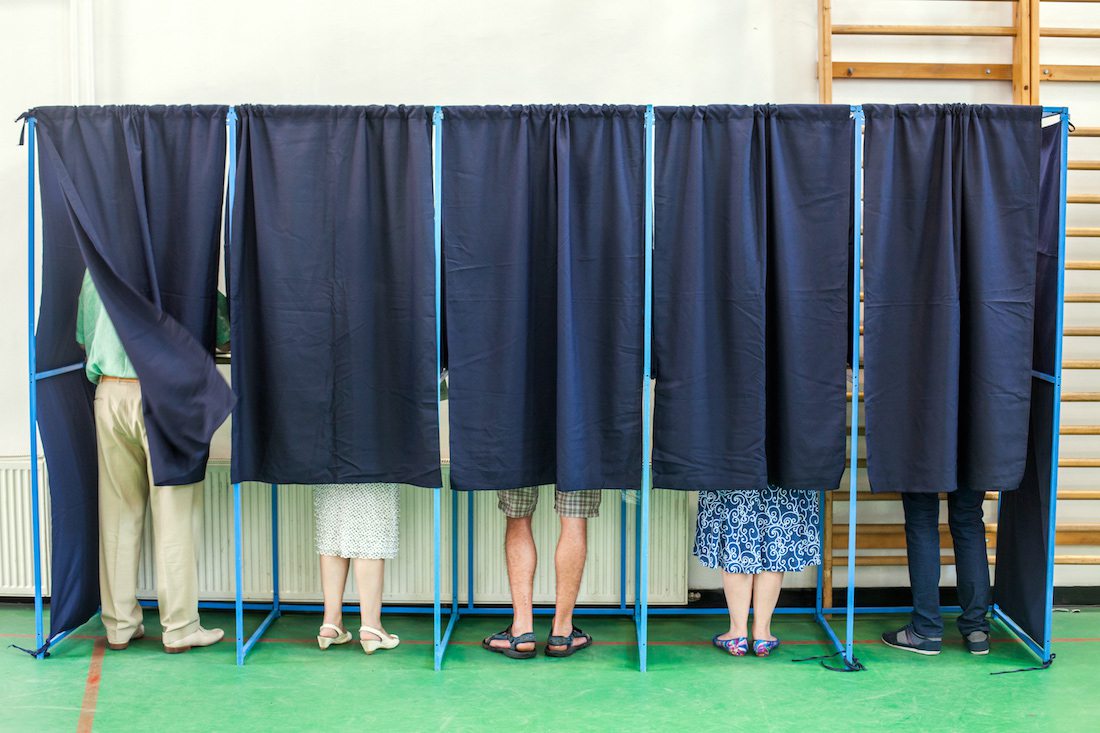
[963,630,990,655]
[881,625,942,655]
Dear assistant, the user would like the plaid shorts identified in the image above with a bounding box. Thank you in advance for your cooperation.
[497,487,602,519]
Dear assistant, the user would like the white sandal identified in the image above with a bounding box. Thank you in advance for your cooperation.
[317,623,352,650]
[359,625,400,655]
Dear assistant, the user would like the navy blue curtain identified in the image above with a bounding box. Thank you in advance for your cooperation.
[863,105,1041,493]
[652,105,851,491]
[443,105,645,492]
[993,118,1063,646]
[33,144,99,645]
[229,106,441,487]
[31,105,231,641]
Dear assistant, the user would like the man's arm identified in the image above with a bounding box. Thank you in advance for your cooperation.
[76,270,90,349]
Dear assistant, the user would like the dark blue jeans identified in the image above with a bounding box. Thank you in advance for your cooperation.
[901,489,991,638]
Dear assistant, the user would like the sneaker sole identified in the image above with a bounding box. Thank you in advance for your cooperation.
[881,638,940,655]
[163,645,191,654]
[969,648,990,656]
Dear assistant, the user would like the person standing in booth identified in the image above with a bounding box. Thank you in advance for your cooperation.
[694,486,821,657]
[78,270,226,653]
[482,488,599,658]
[312,483,401,654]
[881,490,991,656]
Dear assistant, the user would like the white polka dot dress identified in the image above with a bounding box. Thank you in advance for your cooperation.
[312,483,400,559]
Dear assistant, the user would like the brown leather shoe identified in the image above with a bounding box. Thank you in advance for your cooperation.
[107,624,145,651]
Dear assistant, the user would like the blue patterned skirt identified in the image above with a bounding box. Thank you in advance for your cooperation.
[693,486,822,574]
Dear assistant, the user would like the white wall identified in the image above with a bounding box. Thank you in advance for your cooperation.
[1,0,1098,590]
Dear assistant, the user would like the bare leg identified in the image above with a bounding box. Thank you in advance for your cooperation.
[353,558,387,639]
[548,517,588,650]
[751,571,784,641]
[490,516,537,653]
[720,572,753,639]
[319,555,350,637]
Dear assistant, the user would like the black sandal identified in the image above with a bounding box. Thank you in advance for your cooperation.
[545,626,593,658]
[482,627,537,659]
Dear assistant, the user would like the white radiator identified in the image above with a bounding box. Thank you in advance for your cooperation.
[0,459,689,605]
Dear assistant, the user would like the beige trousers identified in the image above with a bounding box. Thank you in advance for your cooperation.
[95,379,202,645]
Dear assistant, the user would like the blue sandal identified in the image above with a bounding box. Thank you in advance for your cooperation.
[713,634,749,657]
[753,638,780,657]
[482,627,537,659]
[545,626,593,658]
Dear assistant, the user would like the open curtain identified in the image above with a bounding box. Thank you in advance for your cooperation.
[229,105,440,487]
[652,105,851,491]
[994,117,1063,646]
[33,143,99,646]
[31,105,231,641]
[443,105,645,492]
[862,104,1041,493]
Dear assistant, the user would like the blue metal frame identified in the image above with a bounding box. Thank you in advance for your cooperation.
[635,103,655,672]
[22,105,1066,672]
[23,117,91,660]
[230,106,451,666]
[224,106,285,666]
[431,106,655,673]
[26,115,44,658]
[431,105,457,672]
[644,106,865,673]
[843,104,866,670]
[988,106,1068,666]
[848,107,1069,669]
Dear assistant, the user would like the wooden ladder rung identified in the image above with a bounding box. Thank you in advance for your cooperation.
[1069,195,1100,204]
[854,291,1100,302]
[843,490,1100,501]
[1067,260,1100,270]
[1040,27,1100,39]
[1064,360,1100,368]
[1071,127,1100,138]
[1039,66,1100,82]
[1069,228,1100,237]
[1061,392,1100,401]
[1059,491,1100,500]
[1060,457,1100,467]
[1064,328,1100,337]
[832,62,1012,81]
[834,555,1100,566]
[1069,161,1100,170]
[843,452,1100,469]
[831,523,1100,549]
[1061,425,1100,435]
[833,24,1016,37]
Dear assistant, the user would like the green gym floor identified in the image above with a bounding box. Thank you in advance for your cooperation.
[1,604,1098,732]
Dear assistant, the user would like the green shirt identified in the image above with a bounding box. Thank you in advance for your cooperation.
[76,270,230,384]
